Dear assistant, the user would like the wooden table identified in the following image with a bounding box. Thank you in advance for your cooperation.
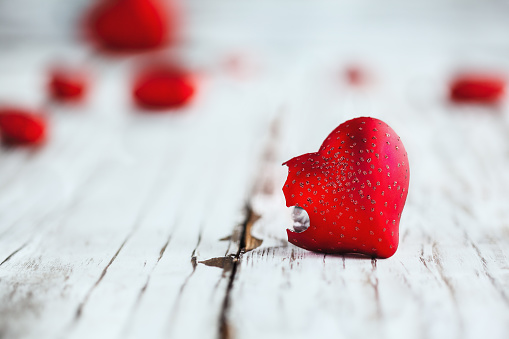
[1,1,509,338]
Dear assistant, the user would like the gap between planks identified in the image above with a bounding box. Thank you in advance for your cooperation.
[218,204,260,339]
[217,113,285,339]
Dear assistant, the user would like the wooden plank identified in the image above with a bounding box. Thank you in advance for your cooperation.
[224,55,509,339]
[0,50,277,338]
[1,1,509,339]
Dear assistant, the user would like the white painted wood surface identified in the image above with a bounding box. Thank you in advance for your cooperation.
[1,1,509,339]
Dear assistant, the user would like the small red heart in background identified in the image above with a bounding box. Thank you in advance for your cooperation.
[86,0,173,52]
[222,52,260,80]
[48,68,88,103]
[449,74,505,104]
[283,117,410,258]
[344,65,366,86]
[0,108,47,146]
[132,66,195,110]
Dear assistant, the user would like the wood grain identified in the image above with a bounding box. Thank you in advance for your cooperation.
[1,1,509,338]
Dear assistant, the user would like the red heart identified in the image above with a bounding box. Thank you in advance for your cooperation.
[0,108,47,146]
[344,65,366,86]
[48,68,88,103]
[449,74,505,104]
[86,0,173,52]
[132,66,195,110]
[283,117,410,258]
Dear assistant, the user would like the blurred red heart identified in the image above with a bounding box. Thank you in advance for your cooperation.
[0,108,47,146]
[48,68,88,103]
[86,0,174,52]
[132,66,195,110]
[449,74,505,104]
[344,65,366,86]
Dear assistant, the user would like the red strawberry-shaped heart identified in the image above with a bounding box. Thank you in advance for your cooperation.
[0,108,47,146]
[449,74,505,104]
[132,66,195,110]
[283,117,409,258]
[87,0,173,52]
[48,68,88,103]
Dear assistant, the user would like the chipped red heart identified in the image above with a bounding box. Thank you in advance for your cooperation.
[0,108,47,146]
[86,0,173,52]
[132,66,195,110]
[449,74,505,104]
[283,117,409,258]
